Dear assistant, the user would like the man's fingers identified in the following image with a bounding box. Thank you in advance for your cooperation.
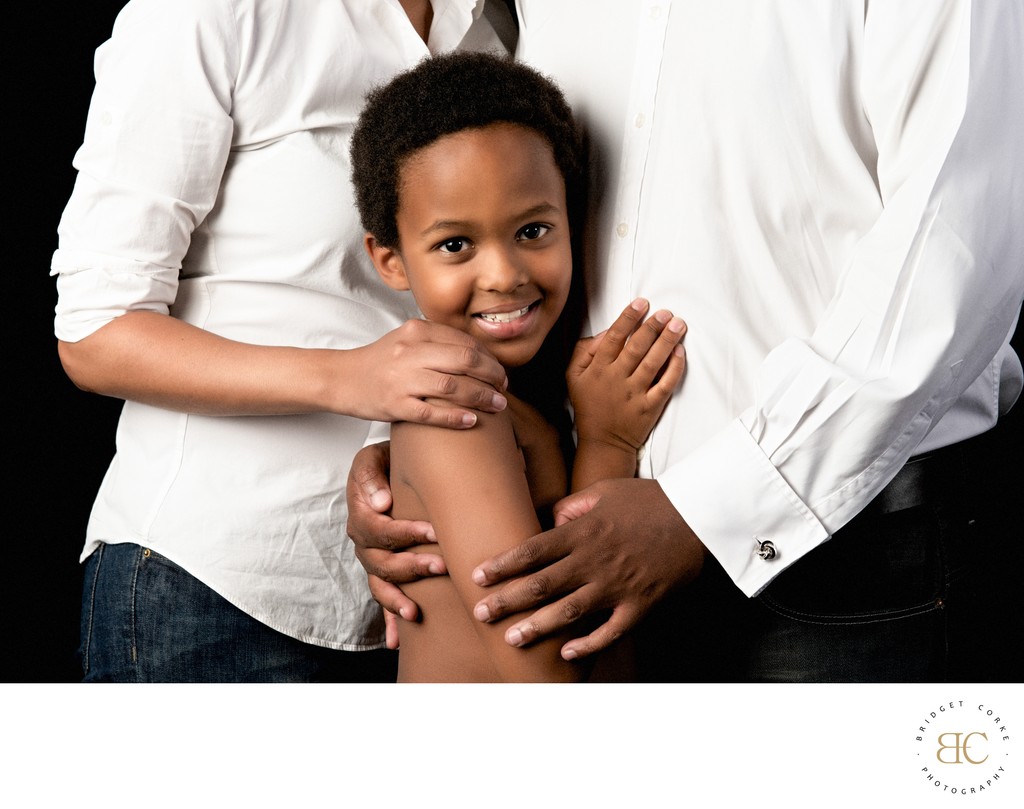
[383,609,401,650]
[498,582,600,647]
[472,549,583,625]
[349,505,436,550]
[471,528,567,588]
[561,605,640,661]
[367,573,419,622]
[347,441,393,515]
[357,545,445,582]
[499,593,640,661]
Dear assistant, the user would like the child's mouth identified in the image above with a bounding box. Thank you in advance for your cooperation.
[476,303,534,324]
[472,300,541,340]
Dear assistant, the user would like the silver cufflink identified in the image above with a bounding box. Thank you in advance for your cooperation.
[753,536,777,561]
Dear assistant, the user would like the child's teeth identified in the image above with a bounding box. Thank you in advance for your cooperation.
[480,306,529,323]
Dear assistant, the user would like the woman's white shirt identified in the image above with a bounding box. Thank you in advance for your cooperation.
[51,0,512,649]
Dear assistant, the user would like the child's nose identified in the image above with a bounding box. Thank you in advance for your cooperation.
[479,248,528,293]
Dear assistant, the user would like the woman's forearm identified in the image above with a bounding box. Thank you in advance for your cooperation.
[58,310,509,424]
[58,311,349,416]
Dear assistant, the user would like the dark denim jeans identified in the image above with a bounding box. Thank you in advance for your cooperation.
[79,543,398,683]
[632,439,1020,683]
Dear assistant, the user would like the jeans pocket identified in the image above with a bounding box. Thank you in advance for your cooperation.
[78,545,104,679]
[756,505,947,626]
[79,542,147,682]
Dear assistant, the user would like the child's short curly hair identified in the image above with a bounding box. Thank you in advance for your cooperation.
[350,51,585,248]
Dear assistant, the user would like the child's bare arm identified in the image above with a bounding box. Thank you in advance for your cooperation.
[505,392,568,512]
[394,409,584,682]
[567,298,686,491]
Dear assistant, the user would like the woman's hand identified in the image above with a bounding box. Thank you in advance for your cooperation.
[59,312,508,429]
[341,319,509,428]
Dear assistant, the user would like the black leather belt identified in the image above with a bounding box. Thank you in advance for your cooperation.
[869,438,975,516]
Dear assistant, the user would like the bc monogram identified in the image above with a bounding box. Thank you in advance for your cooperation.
[935,732,988,765]
[915,701,1011,796]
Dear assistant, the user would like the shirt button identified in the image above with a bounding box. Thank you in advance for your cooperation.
[616,222,630,238]
[634,112,646,128]
[649,5,662,19]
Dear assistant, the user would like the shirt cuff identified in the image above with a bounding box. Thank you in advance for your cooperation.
[51,257,178,342]
[656,419,831,596]
[363,421,391,450]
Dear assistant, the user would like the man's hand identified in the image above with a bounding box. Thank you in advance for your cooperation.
[469,478,706,661]
[346,441,445,648]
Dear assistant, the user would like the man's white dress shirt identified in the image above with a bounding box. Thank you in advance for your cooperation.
[516,0,1023,595]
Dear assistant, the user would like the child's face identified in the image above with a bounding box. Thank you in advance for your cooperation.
[368,122,572,368]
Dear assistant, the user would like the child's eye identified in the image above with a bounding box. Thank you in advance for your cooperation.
[516,223,550,241]
[438,237,469,254]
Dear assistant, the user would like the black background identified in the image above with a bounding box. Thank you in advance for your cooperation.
[14,3,130,682]
[9,2,1022,683]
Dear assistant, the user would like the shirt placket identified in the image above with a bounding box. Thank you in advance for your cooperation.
[610,0,671,477]
[606,0,671,293]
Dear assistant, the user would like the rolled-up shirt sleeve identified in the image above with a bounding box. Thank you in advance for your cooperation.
[51,0,238,342]
[659,0,1024,595]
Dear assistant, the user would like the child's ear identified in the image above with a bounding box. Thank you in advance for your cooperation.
[364,234,410,291]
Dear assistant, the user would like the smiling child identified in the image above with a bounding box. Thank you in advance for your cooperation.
[350,52,685,681]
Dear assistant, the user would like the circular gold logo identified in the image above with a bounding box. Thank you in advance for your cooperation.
[914,699,1013,797]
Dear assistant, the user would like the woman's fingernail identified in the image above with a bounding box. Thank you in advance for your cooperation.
[473,603,491,622]
[631,297,648,311]
[668,317,684,333]
[369,490,390,511]
[462,413,477,427]
[507,627,524,647]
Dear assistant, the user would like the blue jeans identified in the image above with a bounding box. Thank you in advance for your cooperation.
[632,434,1020,682]
[79,543,398,683]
